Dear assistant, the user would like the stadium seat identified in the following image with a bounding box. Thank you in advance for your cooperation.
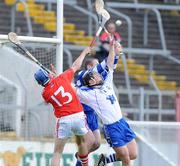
[154,80,177,90]
[16,3,45,12]
[74,41,92,46]
[63,23,76,31]
[151,73,166,82]
[170,10,180,17]
[12,0,94,46]
[64,30,85,36]
[4,0,16,5]
[134,75,149,84]
[64,35,92,44]
[117,57,178,90]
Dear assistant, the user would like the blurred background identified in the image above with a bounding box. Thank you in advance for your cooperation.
[0,0,180,165]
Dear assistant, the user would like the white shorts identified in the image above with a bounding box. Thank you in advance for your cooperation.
[56,112,89,139]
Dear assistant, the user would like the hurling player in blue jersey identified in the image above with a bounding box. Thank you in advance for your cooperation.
[76,39,137,166]
[74,43,120,166]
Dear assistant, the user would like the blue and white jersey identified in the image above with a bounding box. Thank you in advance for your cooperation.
[75,55,119,87]
[76,70,122,125]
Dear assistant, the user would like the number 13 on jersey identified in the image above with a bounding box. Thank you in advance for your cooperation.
[51,86,72,106]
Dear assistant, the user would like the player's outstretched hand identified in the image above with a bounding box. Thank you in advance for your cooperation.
[71,46,92,72]
[83,46,92,56]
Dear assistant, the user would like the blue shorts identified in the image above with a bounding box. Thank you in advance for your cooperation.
[86,112,99,131]
[103,118,136,147]
[82,103,99,131]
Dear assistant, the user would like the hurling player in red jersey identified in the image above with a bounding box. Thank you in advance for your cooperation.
[34,47,92,166]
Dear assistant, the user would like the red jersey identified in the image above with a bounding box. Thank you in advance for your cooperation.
[42,68,83,118]
[100,32,122,42]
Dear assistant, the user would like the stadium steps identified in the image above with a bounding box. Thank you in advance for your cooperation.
[116,8,180,87]
[4,0,16,5]
[0,1,52,36]
[117,58,178,90]
[5,0,93,46]
[3,0,93,45]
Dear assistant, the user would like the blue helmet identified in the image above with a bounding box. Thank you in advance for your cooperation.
[34,68,50,86]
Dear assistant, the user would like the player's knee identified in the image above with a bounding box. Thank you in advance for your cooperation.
[129,152,137,160]
[93,134,101,150]
[93,141,100,150]
[96,142,101,149]
[117,153,130,166]
[129,146,138,160]
[54,145,63,154]
[77,141,85,147]
[76,136,86,146]
[78,139,87,148]
[95,140,101,148]
[116,150,129,161]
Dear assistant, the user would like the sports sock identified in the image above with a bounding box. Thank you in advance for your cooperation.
[78,154,89,166]
[105,153,117,163]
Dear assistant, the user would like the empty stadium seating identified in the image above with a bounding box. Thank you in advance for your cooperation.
[9,0,93,45]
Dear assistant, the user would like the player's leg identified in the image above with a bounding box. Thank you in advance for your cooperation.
[97,118,137,166]
[111,118,137,164]
[123,119,137,160]
[97,146,130,166]
[97,139,137,165]
[85,111,101,152]
[91,129,101,151]
[127,139,137,160]
[84,129,96,152]
[113,146,131,166]
[51,117,72,166]
[75,129,98,166]
[98,142,136,165]
[73,112,90,166]
[75,112,101,166]
[76,135,89,166]
[51,138,68,166]
[97,140,136,166]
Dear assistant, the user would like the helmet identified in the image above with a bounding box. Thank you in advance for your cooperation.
[34,68,50,86]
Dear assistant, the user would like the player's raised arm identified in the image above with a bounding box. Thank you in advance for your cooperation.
[107,37,116,70]
[115,41,123,57]
[71,47,91,73]
[112,42,123,70]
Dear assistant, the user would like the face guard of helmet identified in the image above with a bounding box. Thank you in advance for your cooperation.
[83,71,104,87]
[34,69,50,87]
